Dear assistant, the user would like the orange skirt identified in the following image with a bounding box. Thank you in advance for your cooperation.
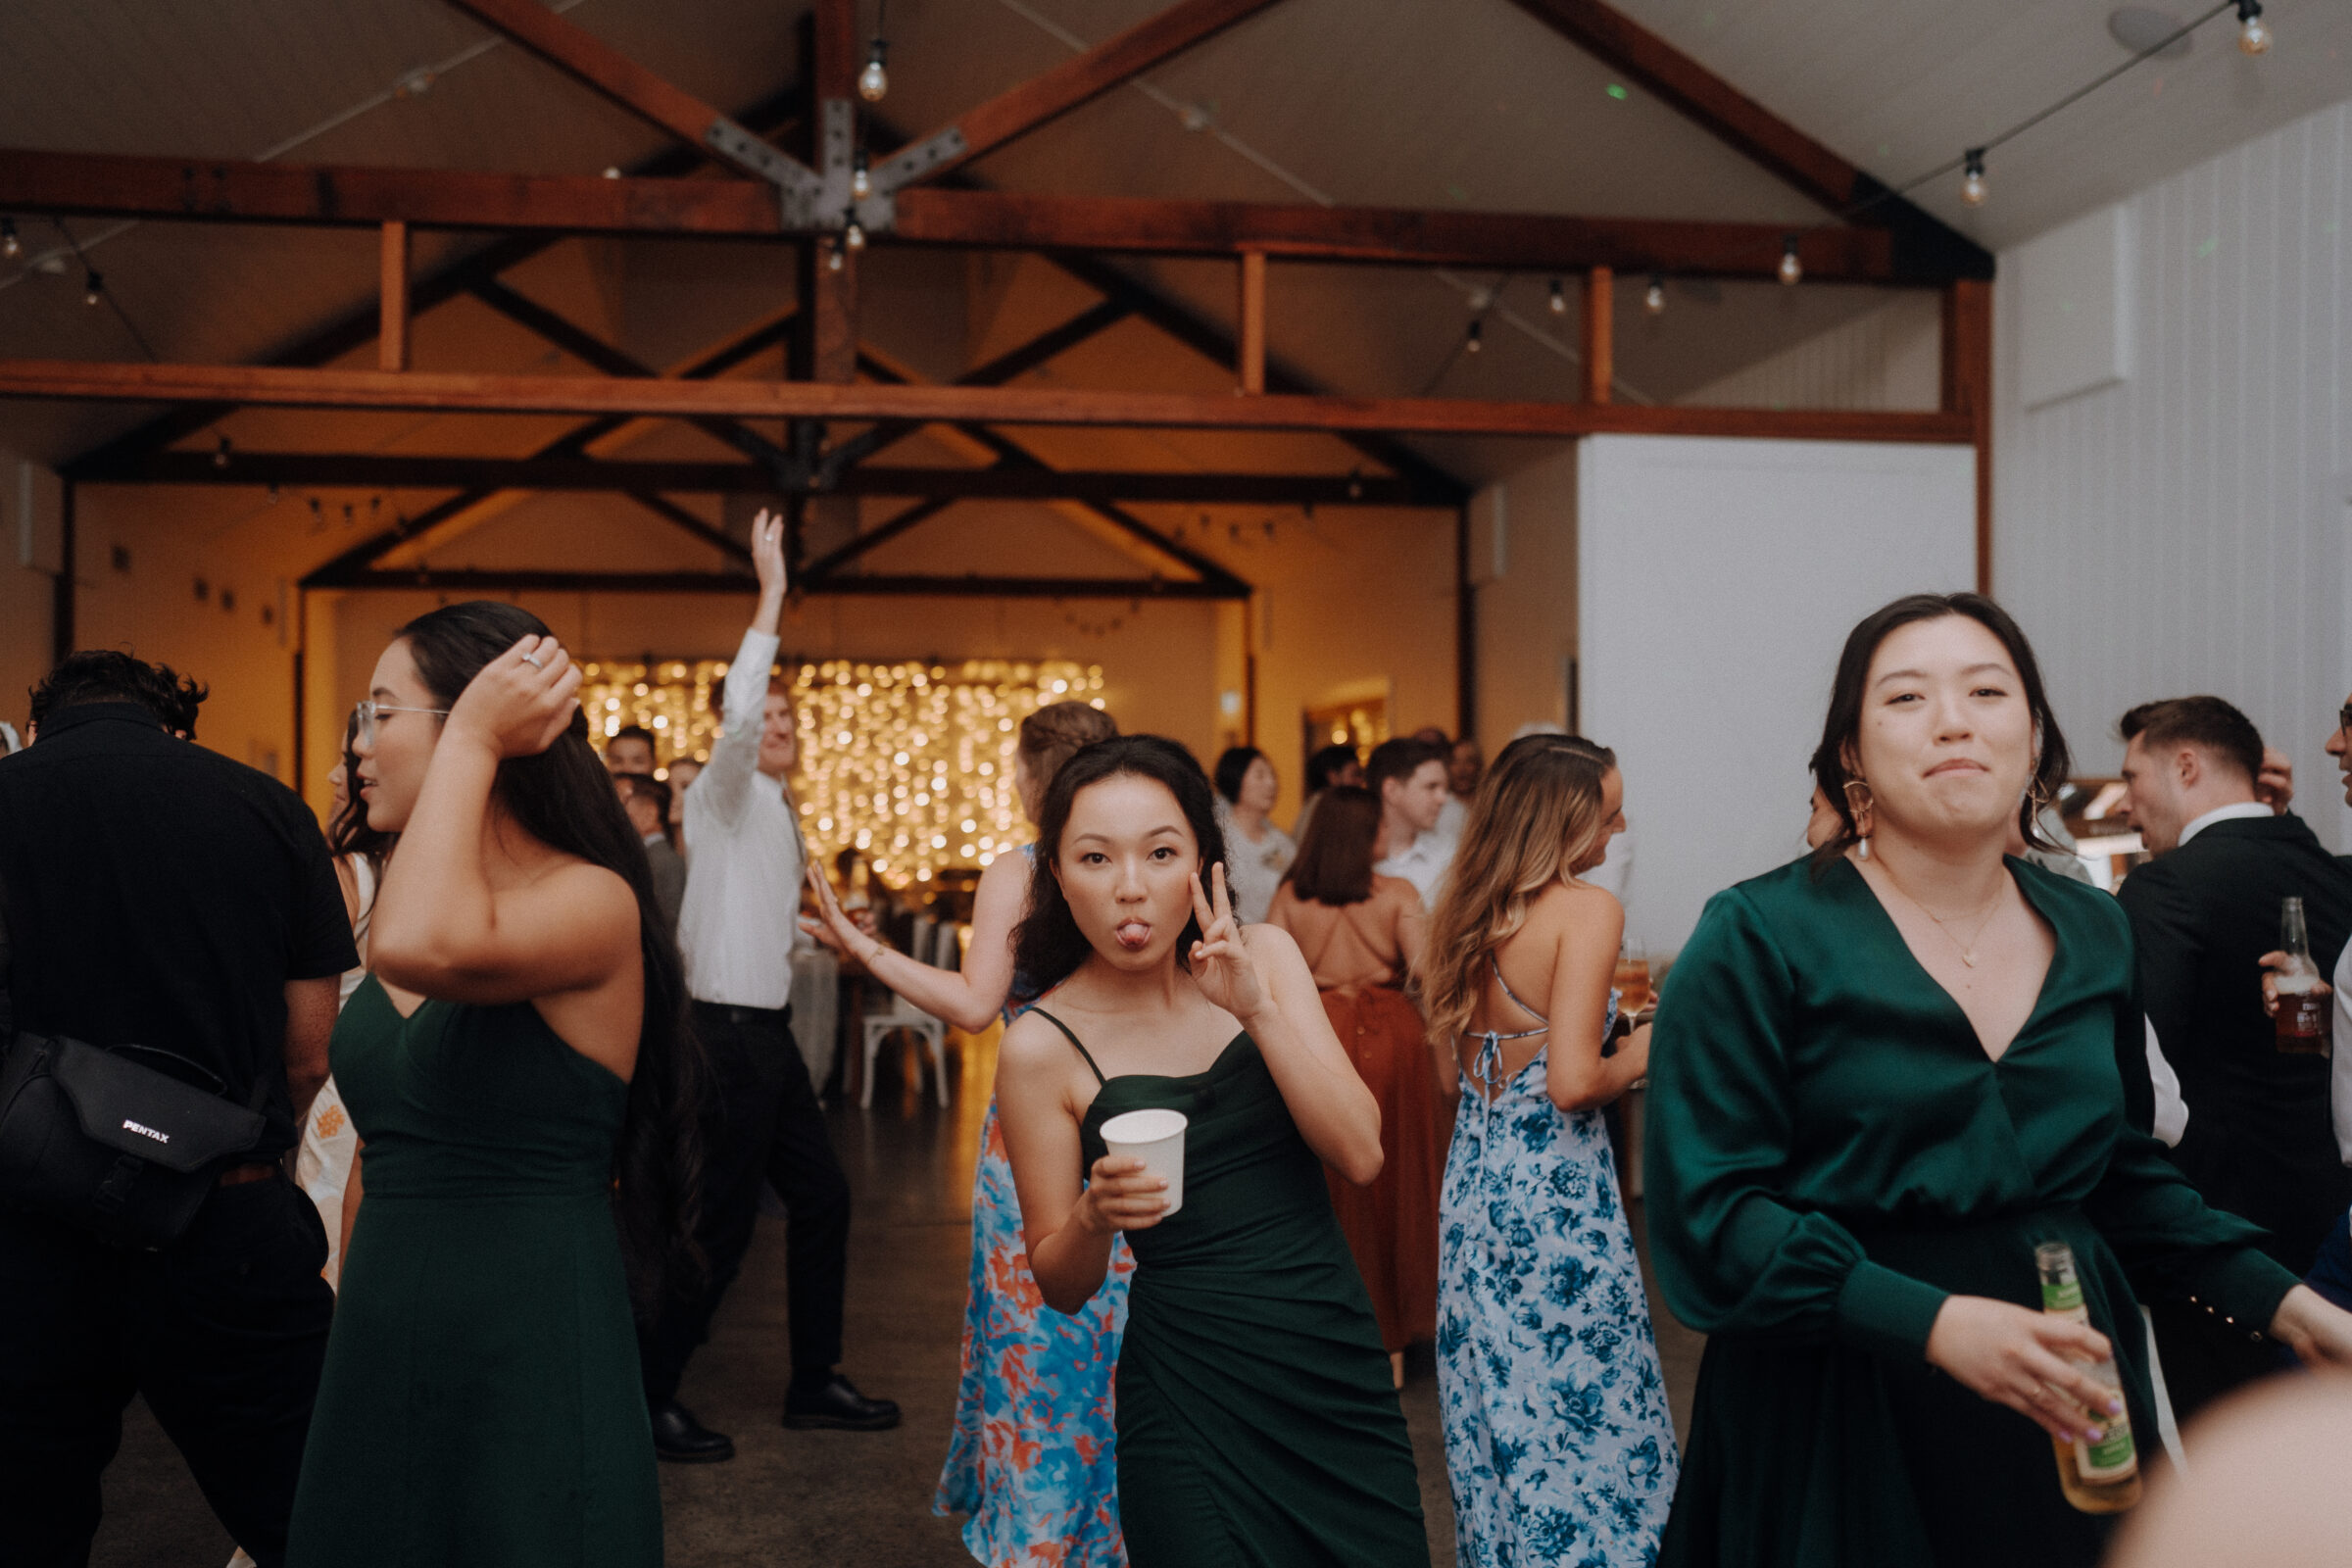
[1320,984,1447,1353]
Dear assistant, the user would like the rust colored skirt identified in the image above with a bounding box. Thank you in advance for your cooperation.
[1320,984,1447,1353]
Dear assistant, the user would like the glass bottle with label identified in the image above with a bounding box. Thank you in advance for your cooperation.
[2274,897,2330,1056]
[2034,1241,2141,1513]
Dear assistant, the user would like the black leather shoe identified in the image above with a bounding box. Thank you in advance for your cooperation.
[782,1373,901,1432]
[650,1399,735,1463]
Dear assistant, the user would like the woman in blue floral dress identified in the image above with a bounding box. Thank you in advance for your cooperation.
[803,701,1127,1567]
[1419,735,1679,1566]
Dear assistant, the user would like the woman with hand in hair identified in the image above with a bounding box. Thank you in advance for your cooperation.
[1265,784,1438,1388]
[1422,735,1677,1567]
[802,701,1132,1568]
[287,603,704,1568]
[995,737,1429,1568]
[1646,593,2352,1567]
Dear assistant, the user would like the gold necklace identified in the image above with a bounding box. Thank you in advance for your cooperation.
[1883,869,2007,968]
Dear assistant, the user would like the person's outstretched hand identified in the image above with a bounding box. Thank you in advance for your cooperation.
[799,862,876,963]
[1925,1295,2123,1444]
[751,507,788,601]
[1188,862,1266,1022]
[445,634,580,760]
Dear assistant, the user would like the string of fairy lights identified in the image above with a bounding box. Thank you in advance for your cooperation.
[580,655,1105,889]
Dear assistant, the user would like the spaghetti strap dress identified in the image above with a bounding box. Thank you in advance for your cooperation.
[286,978,660,1568]
[1036,1009,1430,1568]
[1436,963,1678,1565]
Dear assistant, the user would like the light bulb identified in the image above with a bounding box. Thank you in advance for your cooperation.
[1548,278,1567,315]
[852,152,871,200]
[1778,239,1802,286]
[213,435,231,469]
[1644,275,1666,316]
[1960,151,1986,208]
[83,270,102,306]
[858,41,888,102]
[0,219,18,260]
[827,239,845,272]
[844,220,865,251]
[1465,318,1484,354]
[2236,0,2270,54]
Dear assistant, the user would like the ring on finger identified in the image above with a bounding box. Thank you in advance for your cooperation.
[522,650,546,669]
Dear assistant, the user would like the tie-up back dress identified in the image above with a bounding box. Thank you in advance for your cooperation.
[1034,1011,1432,1568]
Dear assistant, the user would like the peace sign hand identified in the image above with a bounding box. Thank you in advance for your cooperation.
[1188,862,1266,1021]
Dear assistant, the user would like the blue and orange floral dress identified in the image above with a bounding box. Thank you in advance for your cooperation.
[1437,982,1679,1566]
[934,947,1135,1568]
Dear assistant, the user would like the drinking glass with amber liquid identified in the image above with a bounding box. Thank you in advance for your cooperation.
[2034,1242,2141,1514]
[1613,943,1653,1018]
[2274,897,2330,1056]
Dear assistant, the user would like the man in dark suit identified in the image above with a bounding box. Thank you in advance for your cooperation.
[2116,694,2352,1419]
[613,772,686,941]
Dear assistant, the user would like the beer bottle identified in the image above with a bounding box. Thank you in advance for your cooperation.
[2034,1241,2141,1513]
[2274,897,2330,1056]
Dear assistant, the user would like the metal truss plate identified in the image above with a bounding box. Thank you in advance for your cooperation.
[870,126,967,197]
[705,118,823,228]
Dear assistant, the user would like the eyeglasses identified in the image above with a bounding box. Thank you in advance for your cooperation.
[353,698,449,748]
[2339,704,2352,742]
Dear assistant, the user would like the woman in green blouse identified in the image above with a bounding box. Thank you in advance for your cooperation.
[1645,592,2352,1567]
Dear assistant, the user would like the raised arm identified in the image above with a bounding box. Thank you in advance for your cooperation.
[367,635,639,1015]
[802,846,1025,1033]
[1544,884,1644,1112]
[1191,866,1383,1183]
[695,511,787,834]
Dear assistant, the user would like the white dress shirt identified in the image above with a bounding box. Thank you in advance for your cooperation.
[1374,829,1454,909]
[677,626,804,1009]
[2176,800,2275,847]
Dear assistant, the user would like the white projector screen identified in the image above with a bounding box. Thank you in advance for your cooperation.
[1577,435,1978,956]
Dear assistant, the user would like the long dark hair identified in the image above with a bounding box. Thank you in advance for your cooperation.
[1806,592,2071,871]
[1011,735,1227,1000]
[396,602,706,1316]
[1283,784,1378,906]
[330,707,397,871]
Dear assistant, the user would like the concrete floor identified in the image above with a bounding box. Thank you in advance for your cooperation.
[92,1036,1703,1567]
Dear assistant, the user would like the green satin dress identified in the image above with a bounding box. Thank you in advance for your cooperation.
[287,978,661,1568]
[1040,1013,1430,1568]
[1643,857,2299,1568]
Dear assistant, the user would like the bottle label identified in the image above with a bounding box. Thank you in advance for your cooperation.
[2039,1273,2085,1316]
[2075,1407,2137,1483]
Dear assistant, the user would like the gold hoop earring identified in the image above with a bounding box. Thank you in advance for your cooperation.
[1842,778,1876,860]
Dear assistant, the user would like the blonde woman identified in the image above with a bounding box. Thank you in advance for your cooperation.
[1420,734,1677,1567]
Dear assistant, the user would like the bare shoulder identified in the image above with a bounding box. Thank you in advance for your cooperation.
[1372,875,1425,913]
[1000,1008,1075,1078]
[1240,920,1305,964]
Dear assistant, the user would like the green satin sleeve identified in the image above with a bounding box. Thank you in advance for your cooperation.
[1644,886,1949,1362]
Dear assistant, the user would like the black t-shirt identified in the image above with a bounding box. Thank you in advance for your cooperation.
[0,703,358,1158]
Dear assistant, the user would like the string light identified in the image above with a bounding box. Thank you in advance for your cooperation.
[1547,278,1567,315]
[212,434,231,469]
[844,220,866,251]
[858,40,889,102]
[1777,238,1802,286]
[1464,318,1484,354]
[1644,273,1666,316]
[1960,149,1987,207]
[82,270,103,306]
[852,149,871,200]
[2236,0,2270,54]
[827,236,846,272]
[0,219,18,260]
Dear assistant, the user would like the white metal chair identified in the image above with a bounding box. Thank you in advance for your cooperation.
[859,915,950,1108]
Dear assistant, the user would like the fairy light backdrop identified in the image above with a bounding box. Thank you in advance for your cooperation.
[579,657,1105,888]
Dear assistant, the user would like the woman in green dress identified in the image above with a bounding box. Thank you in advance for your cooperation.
[287,601,706,1567]
[1645,592,2352,1568]
[996,736,1431,1568]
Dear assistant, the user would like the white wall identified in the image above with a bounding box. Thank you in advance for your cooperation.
[1579,435,1978,955]
[1994,97,2352,852]
[1677,290,1943,413]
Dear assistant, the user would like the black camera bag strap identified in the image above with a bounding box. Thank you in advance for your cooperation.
[0,873,269,1250]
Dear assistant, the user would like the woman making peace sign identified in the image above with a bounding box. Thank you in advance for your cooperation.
[995,736,1431,1568]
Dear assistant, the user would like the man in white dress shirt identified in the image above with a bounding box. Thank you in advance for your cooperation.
[638,514,897,1463]
[1368,736,1454,907]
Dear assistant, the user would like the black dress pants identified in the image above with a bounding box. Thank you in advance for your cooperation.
[640,1001,851,1403]
[0,1173,333,1568]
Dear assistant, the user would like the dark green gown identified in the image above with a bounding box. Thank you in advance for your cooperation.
[1042,1014,1430,1568]
[287,979,661,1568]
[1644,858,2299,1568]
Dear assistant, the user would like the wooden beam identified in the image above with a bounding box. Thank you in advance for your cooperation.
[378,221,411,372]
[6,359,1981,441]
[799,497,957,579]
[1237,251,1266,395]
[878,0,1284,189]
[1582,266,1611,405]
[1942,278,1993,593]
[312,566,1247,600]
[1502,0,1990,279]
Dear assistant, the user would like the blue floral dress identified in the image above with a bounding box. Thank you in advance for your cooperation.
[933,1094,1134,1564]
[1437,983,1679,1566]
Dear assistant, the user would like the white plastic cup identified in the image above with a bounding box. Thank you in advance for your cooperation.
[1099,1107,1188,1216]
